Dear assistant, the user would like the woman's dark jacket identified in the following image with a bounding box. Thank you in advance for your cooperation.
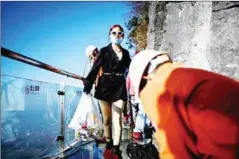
[83,44,131,102]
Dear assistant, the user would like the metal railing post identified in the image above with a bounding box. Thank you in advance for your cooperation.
[56,76,68,158]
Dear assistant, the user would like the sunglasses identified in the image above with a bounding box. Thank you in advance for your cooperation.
[111,31,124,36]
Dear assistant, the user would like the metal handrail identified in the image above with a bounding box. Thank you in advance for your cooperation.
[1,47,85,81]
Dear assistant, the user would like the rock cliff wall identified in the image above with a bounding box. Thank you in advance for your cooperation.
[147,2,239,79]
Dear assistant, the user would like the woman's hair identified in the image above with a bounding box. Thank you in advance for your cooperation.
[109,24,124,36]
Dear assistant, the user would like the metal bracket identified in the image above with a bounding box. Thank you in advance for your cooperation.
[57,91,65,95]
[56,135,65,141]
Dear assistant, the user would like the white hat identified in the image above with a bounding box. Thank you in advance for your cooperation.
[128,49,170,98]
[85,45,97,57]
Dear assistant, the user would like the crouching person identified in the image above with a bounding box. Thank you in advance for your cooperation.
[128,49,239,159]
[126,66,154,140]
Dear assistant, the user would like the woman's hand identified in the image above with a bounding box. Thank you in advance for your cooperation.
[81,78,87,85]
[83,79,92,94]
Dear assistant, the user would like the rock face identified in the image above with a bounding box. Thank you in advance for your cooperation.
[147,2,239,80]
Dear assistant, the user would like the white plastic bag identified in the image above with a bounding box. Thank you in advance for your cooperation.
[68,93,103,130]
[133,102,151,133]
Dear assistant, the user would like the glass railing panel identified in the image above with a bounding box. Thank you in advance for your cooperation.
[1,75,82,159]
[64,85,82,144]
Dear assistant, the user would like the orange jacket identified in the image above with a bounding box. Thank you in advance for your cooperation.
[140,66,239,159]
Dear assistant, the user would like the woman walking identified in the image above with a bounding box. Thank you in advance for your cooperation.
[83,24,131,159]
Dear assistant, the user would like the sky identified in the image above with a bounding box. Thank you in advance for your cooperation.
[1,1,135,88]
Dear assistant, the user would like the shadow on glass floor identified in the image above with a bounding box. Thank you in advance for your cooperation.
[43,138,158,159]
[42,139,133,159]
[42,139,103,159]
[64,141,104,159]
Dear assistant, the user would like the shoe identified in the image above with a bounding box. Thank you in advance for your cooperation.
[103,148,113,159]
[132,137,143,143]
[112,148,122,159]
[103,141,113,159]
[132,132,143,139]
